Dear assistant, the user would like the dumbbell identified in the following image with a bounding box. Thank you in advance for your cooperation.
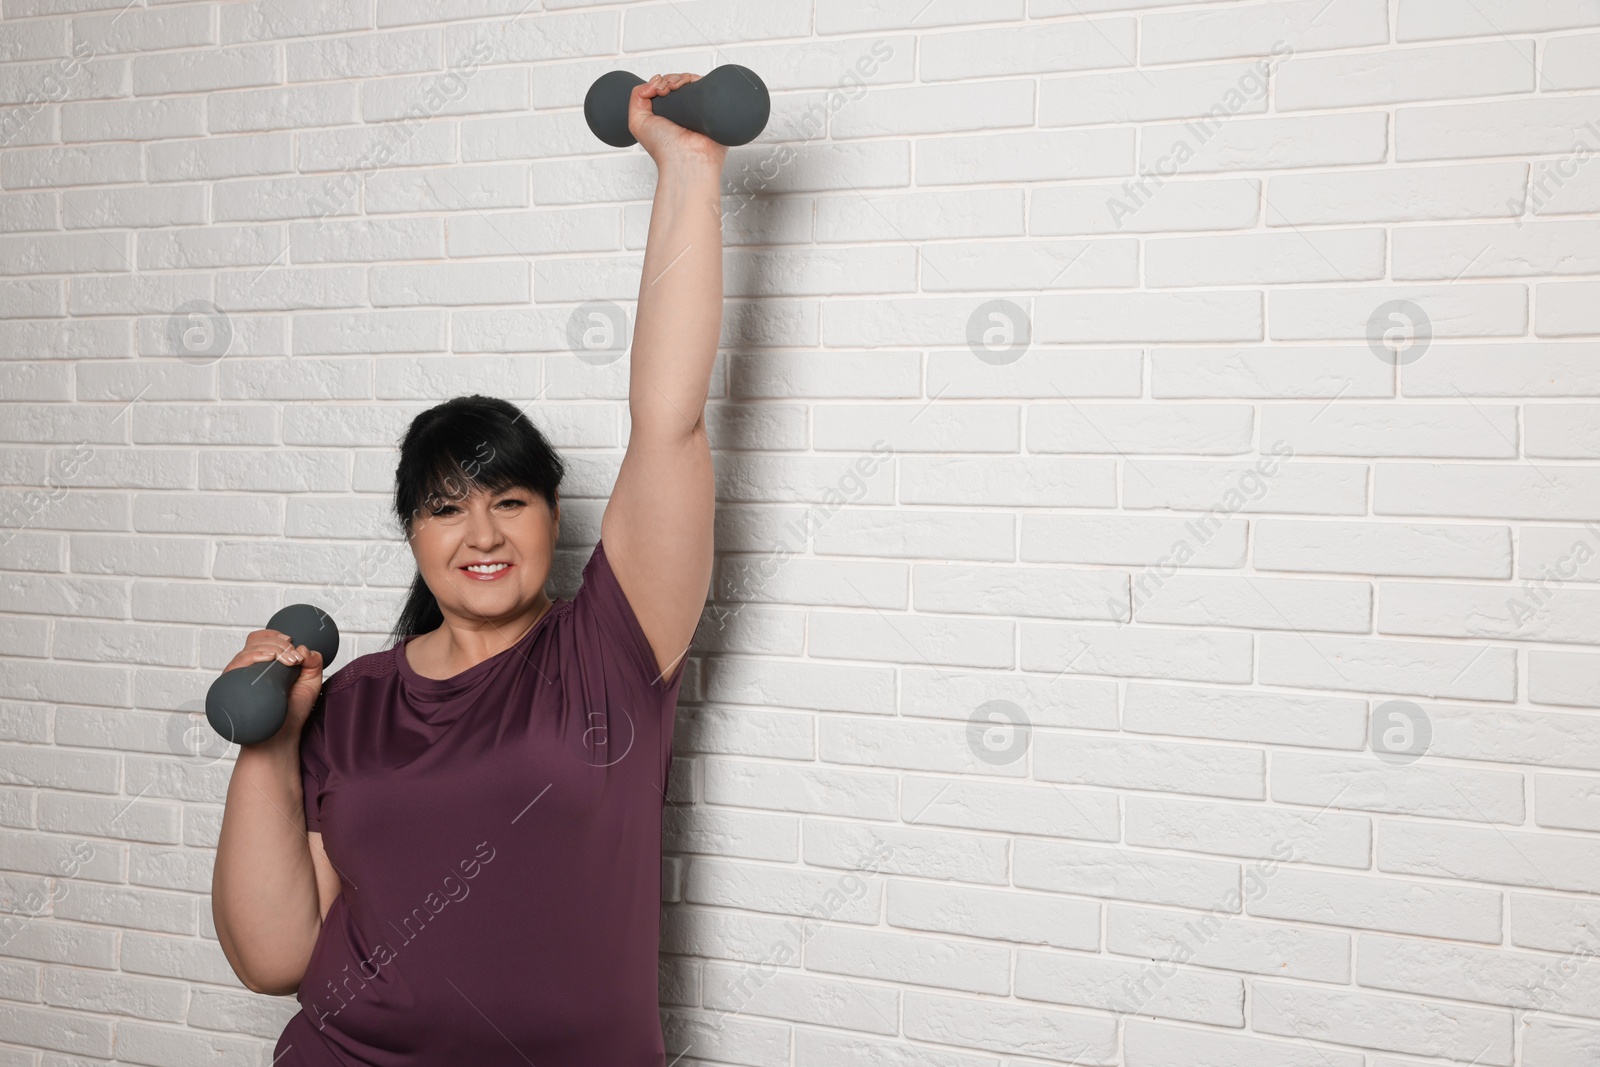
[584,63,770,148]
[206,604,339,745]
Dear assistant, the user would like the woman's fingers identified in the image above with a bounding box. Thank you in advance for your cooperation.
[256,632,304,666]
[640,72,699,98]
[223,629,322,675]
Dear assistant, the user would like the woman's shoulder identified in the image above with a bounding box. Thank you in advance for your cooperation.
[323,644,400,697]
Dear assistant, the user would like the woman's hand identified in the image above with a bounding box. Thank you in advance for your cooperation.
[223,629,324,745]
[628,73,729,172]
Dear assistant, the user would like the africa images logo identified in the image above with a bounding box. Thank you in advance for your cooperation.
[307,840,497,1029]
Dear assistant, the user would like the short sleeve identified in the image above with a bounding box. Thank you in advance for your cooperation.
[299,692,330,833]
[570,539,690,694]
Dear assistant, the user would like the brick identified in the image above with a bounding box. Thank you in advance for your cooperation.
[1269,402,1516,458]
[1259,634,1516,700]
[902,990,1116,1064]
[1043,62,1271,127]
[1127,1019,1363,1067]
[1017,947,1244,1025]
[815,0,1024,35]
[1035,178,1261,235]
[911,562,1125,621]
[1140,113,1389,174]
[804,924,1009,993]
[1358,933,1600,1017]
[1540,281,1600,337]
[1036,735,1264,799]
[1112,905,1354,984]
[1543,31,1600,90]
[680,856,876,919]
[1120,458,1368,516]
[703,960,898,1034]
[1269,284,1528,341]
[1136,574,1371,632]
[1379,819,1600,893]
[1376,462,1600,520]
[1509,891,1600,952]
[1273,751,1525,823]
[1369,700,1600,767]
[1402,342,1600,396]
[1145,229,1385,287]
[1126,794,1370,866]
[1143,0,1388,63]
[1022,620,1254,684]
[1028,403,1252,454]
[1397,0,1600,40]
[1252,980,1513,1064]
[1381,578,1600,646]
[1278,40,1535,110]
[1531,649,1600,708]
[1527,404,1600,458]
[1397,97,1600,161]
[1151,345,1392,398]
[921,18,1135,80]
[1534,771,1600,830]
[1394,220,1600,280]
[1123,682,1368,750]
[1023,514,1248,568]
[810,820,1004,884]
[1015,839,1242,911]
[1253,518,1511,578]
[1266,162,1528,225]
[888,880,1100,950]
[899,776,1120,842]
[917,129,1134,185]
[1038,292,1263,343]
[899,666,1117,731]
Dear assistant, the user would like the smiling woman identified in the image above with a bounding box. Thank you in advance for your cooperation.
[209,70,726,1067]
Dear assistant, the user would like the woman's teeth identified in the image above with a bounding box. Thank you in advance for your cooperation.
[465,563,509,574]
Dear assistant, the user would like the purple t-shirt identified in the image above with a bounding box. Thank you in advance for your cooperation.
[273,539,687,1066]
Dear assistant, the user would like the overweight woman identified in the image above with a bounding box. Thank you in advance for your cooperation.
[211,74,723,1066]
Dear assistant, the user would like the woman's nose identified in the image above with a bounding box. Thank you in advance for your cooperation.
[464,507,502,547]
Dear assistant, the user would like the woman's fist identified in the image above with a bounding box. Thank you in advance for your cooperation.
[224,629,324,743]
[628,72,729,171]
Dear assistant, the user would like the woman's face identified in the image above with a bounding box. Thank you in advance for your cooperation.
[407,482,559,627]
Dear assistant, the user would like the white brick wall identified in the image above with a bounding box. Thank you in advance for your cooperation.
[1,0,1599,1064]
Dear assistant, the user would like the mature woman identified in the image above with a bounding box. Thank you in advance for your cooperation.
[210,73,723,1066]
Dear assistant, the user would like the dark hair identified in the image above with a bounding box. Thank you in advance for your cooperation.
[389,394,565,645]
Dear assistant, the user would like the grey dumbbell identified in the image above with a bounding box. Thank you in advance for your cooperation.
[206,604,339,745]
[584,64,771,148]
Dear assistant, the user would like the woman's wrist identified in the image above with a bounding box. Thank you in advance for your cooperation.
[238,729,303,777]
[654,150,725,182]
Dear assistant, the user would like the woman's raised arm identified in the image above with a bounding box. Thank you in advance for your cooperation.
[599,73,729,682]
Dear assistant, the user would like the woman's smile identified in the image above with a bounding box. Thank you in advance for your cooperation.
[460,561,514,581]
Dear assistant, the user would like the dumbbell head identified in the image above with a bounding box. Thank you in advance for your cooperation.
[585,70,648,148]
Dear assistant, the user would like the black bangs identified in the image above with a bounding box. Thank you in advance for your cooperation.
[393,394,565,535]
[406,441,518,523]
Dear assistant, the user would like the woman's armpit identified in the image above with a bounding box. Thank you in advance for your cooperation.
[308,831,341,924]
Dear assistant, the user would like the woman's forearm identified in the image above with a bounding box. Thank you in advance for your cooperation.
[629,157,724,438]
[212,734,322,995]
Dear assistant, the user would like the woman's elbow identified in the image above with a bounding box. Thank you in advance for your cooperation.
[238,963,304,998]
[218,926,312,997]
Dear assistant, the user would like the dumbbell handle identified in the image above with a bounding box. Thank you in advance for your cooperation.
[584,64,771,148]
[205,604,339,746]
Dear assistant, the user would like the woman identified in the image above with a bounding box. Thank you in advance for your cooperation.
[210,73,723,1065]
